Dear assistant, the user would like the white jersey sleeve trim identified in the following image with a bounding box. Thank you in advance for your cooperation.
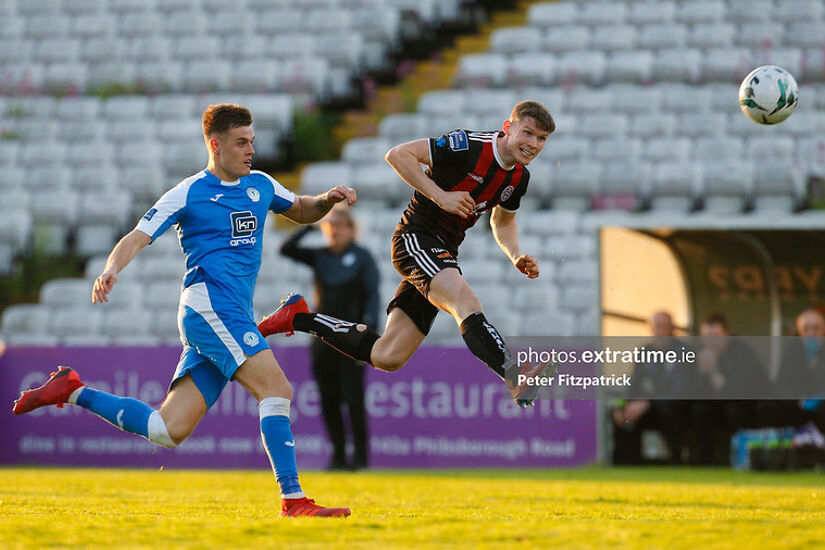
[252,170,295,213]
[135,171,202,242]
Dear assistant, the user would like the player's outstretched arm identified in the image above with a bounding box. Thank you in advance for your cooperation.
[92,229,151,303]
[491,206,539,279]
[385,139,475,219]
[281,186,356,225]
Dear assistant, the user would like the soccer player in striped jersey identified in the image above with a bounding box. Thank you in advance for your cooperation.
[260,101,555,407]
[13,104,353,517]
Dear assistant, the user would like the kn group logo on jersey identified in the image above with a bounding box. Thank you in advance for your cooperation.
[230,211,257,247]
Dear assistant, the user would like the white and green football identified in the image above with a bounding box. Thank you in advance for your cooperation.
[738,65,799,125]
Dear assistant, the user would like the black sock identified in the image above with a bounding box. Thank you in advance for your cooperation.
[293,312,380,363]
[460,312,514,380]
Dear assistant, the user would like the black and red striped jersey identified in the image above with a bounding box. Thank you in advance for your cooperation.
[397,129,530,253]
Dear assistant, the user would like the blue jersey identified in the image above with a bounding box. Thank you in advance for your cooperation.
[136,169,294,312]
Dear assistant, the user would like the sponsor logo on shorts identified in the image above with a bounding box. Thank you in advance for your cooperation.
[500,185,515,202]
[437,252,452,259]
[243,331,259,347]
[430,248,447,254]
[246,187,260,202]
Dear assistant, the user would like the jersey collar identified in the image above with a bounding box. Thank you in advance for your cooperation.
[204,169,240,186]
[492,133,515,171]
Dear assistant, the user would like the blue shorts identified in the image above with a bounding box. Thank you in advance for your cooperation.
[169,282,270,408]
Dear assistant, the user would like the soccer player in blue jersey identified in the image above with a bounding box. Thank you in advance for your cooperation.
[13,104,353,518]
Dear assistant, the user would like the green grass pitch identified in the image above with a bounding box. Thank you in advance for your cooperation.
[1,467,824,548]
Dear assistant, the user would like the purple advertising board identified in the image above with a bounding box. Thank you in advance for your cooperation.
[1,345,597,469]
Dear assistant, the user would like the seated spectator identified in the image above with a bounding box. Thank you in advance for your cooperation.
[777,308,825,431]
[692,313,773,463]
[611,311,700,465]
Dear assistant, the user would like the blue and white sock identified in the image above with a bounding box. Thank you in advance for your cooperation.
[68,387,176,448]
[259,397,305,499]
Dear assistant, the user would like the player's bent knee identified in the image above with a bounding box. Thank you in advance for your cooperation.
[148,410,178,448]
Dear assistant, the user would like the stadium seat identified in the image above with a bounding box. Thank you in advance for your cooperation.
[175,36,218,61]
[513,285,560,312]
[0,142,20,166]
[110,0,157,13]
[701,48,752,82]
[606,51,653,83]
[126,37,171,61]
[34,39,80,64]
[116,142,163,167]
[279,58,329,96]
[774,0,823,23]
[577,114,627,139]
[379,113,428,142]
[80,38,124,63]
[163,11,208,37]
[678,113,728,137]
[599,162,651,210]
[41,278,92,307]
[64,0,107,15]
[0,17,23,40]
[490,27,542,54]
[231,60,279,92]
[508,52,557,86]
[544,235,597,260]
[737,23,785,49]
[543,26,591,53]
[637,24,687,50]
[51,307,104,339]
[0,166,24,191]
[689,23,736,49]
[752,160,805,212]
[751,48,802,79]
[44,63,88,92]
[184,60,232,92]
[593,138,641,162]
[560,285,597,312]
[66,143,114,167]
[695,137,745,162]
[627,1,674,24]
[455,54,508,88]
[591,25,636,52]
[0,40,31,64]
[119,12,163,38]
[162,141,207,175]
[785,23,825,48]
[71,14,114,38]
[352,162,402,202]
[76,225,119,257]
[107,120,154,143]
[524,210,580,236]
[1,304,52,337]
[610,85,664,114]
[543,135,588,162]
[89,63,138,91]
[418,90,465,115]
[80,190,133,224]
[120,166,167,200]
[341,137,391,165]
[727,0,773,23]
[143,280,183,309]
[528,2,577,28]
[701,160,753,212]
[71,166,119,192]
[650,162,701,212]
[28,166,71,192]
[26,15,69,39]
[151,95,196,119]
[558,51,606,85]
[676,1,725,24]
[0,210,31,251]
[748,136,795,161]
[578,2,625,26]
[564,88,610,114]
[140,256,186,282]
[137,61,185,92]
[302,162,353,195]
[21,142,66,167]
[551,162,601,211]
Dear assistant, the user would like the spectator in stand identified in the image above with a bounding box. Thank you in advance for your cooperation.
[693,312,772,463]
[611,311,700,465]
[777,308,825,431]
[280,206,379,470]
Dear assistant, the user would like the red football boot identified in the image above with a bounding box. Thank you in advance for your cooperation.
[258,293,310,337]
[281,497,351,518]
[13,366,84,415]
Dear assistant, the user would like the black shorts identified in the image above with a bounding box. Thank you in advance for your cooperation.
[387,230,461,335]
